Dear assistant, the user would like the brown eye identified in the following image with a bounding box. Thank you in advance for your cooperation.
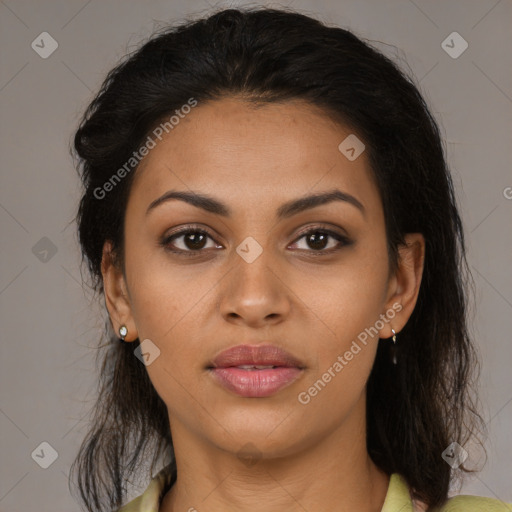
[290,228,351,253]
[181,231,208,250]
[162,228,220,254]
[304,231,330,250]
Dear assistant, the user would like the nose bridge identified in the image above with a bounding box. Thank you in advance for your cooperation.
[220,238,290,324]
[235,242,275,292]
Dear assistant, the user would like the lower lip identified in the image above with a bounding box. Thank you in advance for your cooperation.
[209,367,303,397]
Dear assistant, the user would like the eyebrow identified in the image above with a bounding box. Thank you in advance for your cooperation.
[145,188,365,219]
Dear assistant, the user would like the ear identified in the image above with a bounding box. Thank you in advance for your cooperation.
[101,240,138,342]
[378,233,425,339]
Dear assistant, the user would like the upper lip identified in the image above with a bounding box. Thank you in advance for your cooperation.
[209,344,305,369]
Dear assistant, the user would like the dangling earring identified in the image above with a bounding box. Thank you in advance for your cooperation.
[119,325,128,342]
[390,328,397,365]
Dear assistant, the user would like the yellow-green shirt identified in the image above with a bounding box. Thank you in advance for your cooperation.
[118,464,511,511]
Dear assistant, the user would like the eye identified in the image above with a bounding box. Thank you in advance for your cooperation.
[161,227,221,255]
[289,227,351,253]
[160,224,352,257]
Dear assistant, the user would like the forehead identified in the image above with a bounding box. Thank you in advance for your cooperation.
[128,97,380,218]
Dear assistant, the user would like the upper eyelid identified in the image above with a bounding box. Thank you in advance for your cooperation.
[293,224,347,238]
[165,223,346,238]
[164,224,348,248]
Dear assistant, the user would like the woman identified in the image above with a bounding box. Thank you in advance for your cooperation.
[69,6,511,512]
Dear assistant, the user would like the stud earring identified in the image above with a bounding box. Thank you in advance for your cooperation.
[390,328,397,365]
[119,325,128,342]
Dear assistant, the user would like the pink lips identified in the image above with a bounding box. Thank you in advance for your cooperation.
[208,344,304,398]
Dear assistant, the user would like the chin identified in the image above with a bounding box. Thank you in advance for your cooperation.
[207,413,313,460]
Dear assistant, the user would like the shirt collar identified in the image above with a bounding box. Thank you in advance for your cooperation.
[381,473,415,512]
[124,466,415,512]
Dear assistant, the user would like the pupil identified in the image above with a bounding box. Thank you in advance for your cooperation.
[182,231,329,251]
[186,232,206,250]
[308,232,327,250]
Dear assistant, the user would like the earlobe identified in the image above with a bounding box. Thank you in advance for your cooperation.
[380,233,425,339]
[101,240,137,342]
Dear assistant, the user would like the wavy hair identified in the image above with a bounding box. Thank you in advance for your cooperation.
[69,6,485,510]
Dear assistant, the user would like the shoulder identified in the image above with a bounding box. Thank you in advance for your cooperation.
[396,471,511,512]
[116,462,176,512]
[434,495,512,511]
[117,495,143,512]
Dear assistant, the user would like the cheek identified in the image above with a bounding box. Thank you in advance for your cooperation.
[294,256,389,341]
[293,267,384,426]
[128,274,180,341]
[124,238,207,339]
[290,246,389,397]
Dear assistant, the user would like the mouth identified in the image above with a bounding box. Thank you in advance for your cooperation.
[229,365,281,370]
[207,344,305,398]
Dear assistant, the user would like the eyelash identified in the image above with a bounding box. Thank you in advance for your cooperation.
[160,224,352,257]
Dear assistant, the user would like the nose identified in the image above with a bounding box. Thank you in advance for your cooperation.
[219,251,291,328]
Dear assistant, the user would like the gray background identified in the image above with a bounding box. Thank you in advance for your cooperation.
[1,0,511,510]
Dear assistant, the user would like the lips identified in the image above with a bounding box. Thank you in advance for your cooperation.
[208,344,305,398]
[210,344,305,369]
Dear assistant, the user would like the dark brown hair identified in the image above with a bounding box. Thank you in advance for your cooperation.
[69,6,485,510]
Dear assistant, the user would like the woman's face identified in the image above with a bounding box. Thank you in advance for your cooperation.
[103,97,424,460]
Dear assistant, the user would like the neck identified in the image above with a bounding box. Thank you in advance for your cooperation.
[160,399,390,512]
